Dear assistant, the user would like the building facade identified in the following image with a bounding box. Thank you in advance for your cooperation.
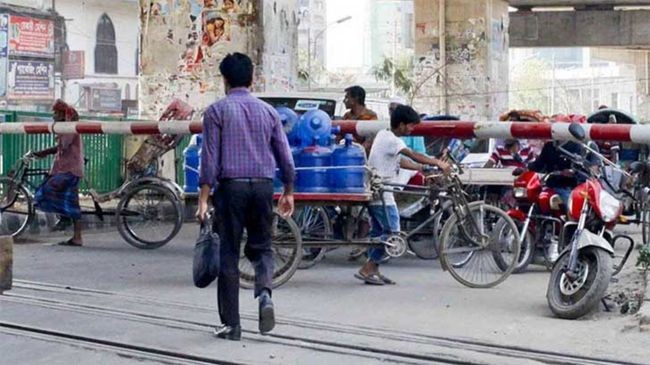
[0,0,62,112]
[510,47,639,118]
[0,0,139,115]
[55,0,139,116]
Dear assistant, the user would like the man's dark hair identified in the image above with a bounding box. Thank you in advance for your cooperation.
[390,105,420,129]
[219,52,253,88]
[344,85,366,106]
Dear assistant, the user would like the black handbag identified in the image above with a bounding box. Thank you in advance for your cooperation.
[193,218,220,288]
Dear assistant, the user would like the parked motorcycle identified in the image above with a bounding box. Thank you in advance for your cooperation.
[545,123,633,319]
[493,169,566,273]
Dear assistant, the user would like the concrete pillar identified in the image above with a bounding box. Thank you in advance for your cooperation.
[138,0,299,119]
[414,0,509,120]
[0,236,12,293]
[137,0,299,182]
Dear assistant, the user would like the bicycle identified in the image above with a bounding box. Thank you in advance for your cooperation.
[237,159,522,289]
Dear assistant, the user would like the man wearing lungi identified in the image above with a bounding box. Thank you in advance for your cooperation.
[32,99,85,247]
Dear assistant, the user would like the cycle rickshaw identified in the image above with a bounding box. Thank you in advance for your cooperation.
[0,99,192,249]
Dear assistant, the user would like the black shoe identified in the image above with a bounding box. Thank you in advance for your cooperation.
[259,293,275,334]
[213,325,241,341]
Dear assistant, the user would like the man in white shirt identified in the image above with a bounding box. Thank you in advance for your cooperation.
[354,105,450,285]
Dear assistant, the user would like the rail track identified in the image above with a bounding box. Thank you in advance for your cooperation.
[1,280,645,365]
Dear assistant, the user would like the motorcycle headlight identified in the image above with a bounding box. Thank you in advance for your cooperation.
[598,190,622,223]
[513,187,527,199]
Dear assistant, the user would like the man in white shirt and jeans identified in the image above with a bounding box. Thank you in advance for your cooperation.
[354,105,450,285]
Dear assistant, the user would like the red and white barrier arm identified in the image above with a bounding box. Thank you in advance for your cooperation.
[1,119,649,143]
[0,120,203,135]
[334,120,650,143]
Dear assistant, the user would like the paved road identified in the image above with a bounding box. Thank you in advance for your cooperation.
[1,225,648,364]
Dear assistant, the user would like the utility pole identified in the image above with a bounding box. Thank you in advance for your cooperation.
[308,16,351,91]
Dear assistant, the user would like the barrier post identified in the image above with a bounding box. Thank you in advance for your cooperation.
[0,235,12,293]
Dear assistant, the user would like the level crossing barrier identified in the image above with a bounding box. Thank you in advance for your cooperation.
[2,119,650,144]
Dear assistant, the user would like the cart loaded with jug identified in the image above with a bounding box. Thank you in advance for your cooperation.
[235,108,522,290]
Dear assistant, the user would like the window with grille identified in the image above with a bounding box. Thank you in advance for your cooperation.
[95,14,117,74]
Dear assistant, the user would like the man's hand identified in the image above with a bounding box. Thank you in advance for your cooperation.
[436,159,452,175]
[196,199,209,223]
[277,193,294,218]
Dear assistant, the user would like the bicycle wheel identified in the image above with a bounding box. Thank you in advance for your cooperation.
[116,184,183,249]
[439,201,520,288]
[239,212,302,289]
[492,217,535,274]
[411,201,453,260]
[294,206,331,269]
[0,177,34,237]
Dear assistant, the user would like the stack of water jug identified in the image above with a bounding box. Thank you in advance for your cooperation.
[183,107,367,193]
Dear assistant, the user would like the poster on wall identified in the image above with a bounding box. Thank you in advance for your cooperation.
[6,60,54,100]
[0,14,8,98]
[8,15,54,57]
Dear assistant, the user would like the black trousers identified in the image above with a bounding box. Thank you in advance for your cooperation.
[213,179,274,326]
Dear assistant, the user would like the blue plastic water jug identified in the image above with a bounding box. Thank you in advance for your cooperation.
[331,134,366,193]
[296,110,332,148]
[183,134,203,193]
[273,146,301,192]
[276,106,300,147]
[297,137,332,192]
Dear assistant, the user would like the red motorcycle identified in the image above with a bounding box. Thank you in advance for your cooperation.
[493,169,567,273]
[544,124,633,319]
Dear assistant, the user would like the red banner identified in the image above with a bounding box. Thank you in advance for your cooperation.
[8,16,54,57]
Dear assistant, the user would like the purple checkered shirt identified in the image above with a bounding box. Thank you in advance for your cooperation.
[199,87,295,187]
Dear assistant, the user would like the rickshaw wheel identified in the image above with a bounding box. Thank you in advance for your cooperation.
[239,212,302,289]
[116,183,183,249]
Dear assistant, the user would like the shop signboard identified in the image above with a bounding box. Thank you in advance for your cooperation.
[62,50,85,80]
[6,60,54,100]
[8,15,54,57]
[89,87,122,112]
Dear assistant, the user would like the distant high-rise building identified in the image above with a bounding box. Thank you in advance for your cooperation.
[365,0,414,70]
[298,0,327,68]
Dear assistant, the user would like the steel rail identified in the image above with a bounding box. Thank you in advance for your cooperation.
[5,280,644,365]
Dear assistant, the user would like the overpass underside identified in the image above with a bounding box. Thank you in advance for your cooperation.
[509,1,650,48]
[413,0,650,121]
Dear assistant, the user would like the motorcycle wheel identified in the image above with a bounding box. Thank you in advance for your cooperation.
[492,218,534,274]
[546,246,612,319]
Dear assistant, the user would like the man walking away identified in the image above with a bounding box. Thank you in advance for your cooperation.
[196,52,295,341]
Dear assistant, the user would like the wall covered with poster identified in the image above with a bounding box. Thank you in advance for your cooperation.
[0,10,56,107]
[0,14,8,98]
[139,0,299,118]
